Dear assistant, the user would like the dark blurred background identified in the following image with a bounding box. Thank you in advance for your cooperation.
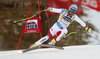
[0,0,96,51]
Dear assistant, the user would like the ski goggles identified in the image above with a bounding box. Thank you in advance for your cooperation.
[70,9,77,14]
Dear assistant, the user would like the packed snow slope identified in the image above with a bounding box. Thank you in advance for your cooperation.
[0,45,100,59]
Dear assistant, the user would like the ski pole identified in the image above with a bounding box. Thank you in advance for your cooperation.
[14,9,47,23]
[64,30,87,38]
[64,31,78,38]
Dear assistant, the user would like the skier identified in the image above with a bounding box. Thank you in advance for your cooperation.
[30,4,92,48]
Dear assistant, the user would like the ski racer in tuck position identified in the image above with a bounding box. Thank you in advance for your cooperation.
[30,4,92,48]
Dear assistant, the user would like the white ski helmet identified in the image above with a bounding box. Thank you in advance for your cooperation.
[69,4,78,14]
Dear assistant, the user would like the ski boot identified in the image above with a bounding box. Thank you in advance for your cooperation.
[29,43,37,48]
[48,39,56,45]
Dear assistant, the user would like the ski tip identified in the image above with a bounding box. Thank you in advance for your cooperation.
[17,50,23,53]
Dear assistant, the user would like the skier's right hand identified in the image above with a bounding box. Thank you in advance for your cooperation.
[47,7,53,11]
[85,27,92,33]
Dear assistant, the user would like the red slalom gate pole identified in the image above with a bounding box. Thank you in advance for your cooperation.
[38,0,43,48]
[38,0,41,18]
[16,3,33,50]
[38,0,42,38]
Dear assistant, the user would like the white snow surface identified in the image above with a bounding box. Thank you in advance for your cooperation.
[80,6,100,44]
[0,45,100,59]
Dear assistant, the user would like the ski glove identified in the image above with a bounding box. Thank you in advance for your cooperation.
[85,27,92,33]
[47,7,53,11]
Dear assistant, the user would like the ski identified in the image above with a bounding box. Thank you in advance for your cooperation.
[20,44,64,53]
[22,46,40,53]
[41,44,64,50]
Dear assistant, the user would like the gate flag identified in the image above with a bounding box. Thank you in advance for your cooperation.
[24,17,42,33]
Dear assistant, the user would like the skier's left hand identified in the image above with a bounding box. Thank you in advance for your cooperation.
[47,7,53,11]
[85,27,92,33]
